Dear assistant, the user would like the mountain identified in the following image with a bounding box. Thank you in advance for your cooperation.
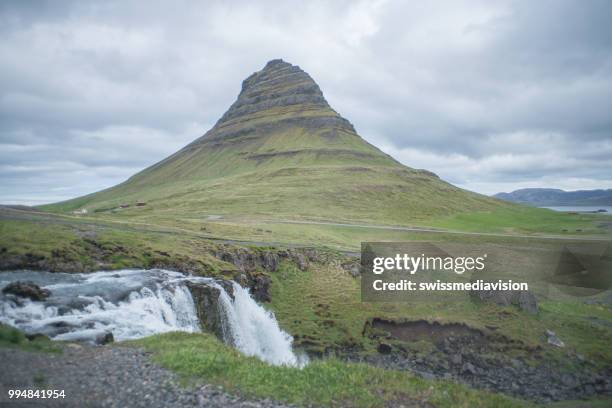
[46,59,506,225]
[494,188,612,206]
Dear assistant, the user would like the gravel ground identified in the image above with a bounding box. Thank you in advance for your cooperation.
[0,344,293,408]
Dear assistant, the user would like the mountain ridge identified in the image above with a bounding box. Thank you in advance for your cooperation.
[494,188,612,206]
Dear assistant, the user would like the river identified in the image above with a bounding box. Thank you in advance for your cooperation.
[0,269,306,367]
[540,206,612,214]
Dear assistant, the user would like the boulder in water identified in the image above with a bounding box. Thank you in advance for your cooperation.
[25,332,51,342]
[95,331,114,345]
[2,281,50,301]
[186,281,232,341]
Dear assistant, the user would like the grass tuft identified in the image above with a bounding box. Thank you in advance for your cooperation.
[0,323,61,353]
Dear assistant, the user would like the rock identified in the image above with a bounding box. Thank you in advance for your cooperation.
[516,291,538,314]
[560,374,577,387]
[25,333,50,342]
[213,59,357,136]
[461,362,477,375]
[419,371,436,380]
[216,280,235,299]
[249,274,271,302]
[43,320,76,336]
[291,251,309,271]
[234,273,249,287]
[2,281,50,301]
[216,247,280,273]
[545,329,565,348]
[216,248,258,272]
[260,251,279,272]
[65,343,82,349]
[96,331,114,345]
[377,343,392,354]
[186,281,233,342]
[583,384,595,394]
[450,353,462,365]
[470,289,538,314]
[341,261,361,277]
[510,358,522,369]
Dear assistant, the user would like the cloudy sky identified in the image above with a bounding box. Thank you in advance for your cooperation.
[1,0,611,204]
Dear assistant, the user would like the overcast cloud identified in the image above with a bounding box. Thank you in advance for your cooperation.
[1,0,611,204]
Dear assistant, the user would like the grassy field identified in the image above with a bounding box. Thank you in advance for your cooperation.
[0,215,230,275]
[132,332,528,408]
[429,206,608,235]
[19,204,610,253]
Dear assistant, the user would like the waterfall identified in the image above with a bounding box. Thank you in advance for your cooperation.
[0,269,306,367]
[214,282,307,367]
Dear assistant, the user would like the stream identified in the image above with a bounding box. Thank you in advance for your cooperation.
[0,269,306,367]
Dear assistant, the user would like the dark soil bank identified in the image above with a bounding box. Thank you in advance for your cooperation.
[356,319,612,403]
[0,344,292,408]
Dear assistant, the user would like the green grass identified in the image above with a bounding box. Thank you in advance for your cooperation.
[133,331,528,408]
[0,213,232,275]
[43,164,504,227]
[430,206,607,235]
[0,324,61,353]
[539,301,612,366]
[545,396,612,407]
[266,260,612,369]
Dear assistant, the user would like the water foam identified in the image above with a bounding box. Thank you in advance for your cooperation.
[214,281,307,367]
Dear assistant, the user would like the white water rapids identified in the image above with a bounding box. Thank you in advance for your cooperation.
[0,269,306,367]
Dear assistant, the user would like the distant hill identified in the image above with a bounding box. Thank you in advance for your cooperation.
[43,59,508,224]
[494,188,612,206]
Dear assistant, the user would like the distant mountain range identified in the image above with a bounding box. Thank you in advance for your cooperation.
[494,188,612,206]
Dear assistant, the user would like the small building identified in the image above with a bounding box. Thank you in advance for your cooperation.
[136,202,147,207]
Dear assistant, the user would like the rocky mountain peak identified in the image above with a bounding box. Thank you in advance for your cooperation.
[216,59,331,126]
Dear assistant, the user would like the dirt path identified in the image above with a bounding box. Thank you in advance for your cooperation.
[267,219,612,242]
[0,344,291,408]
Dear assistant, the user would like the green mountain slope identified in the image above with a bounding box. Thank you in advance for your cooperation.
[45,59,508,225]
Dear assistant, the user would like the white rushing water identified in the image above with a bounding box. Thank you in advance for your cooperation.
[215,282,307,367]
[0,269,305,367]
